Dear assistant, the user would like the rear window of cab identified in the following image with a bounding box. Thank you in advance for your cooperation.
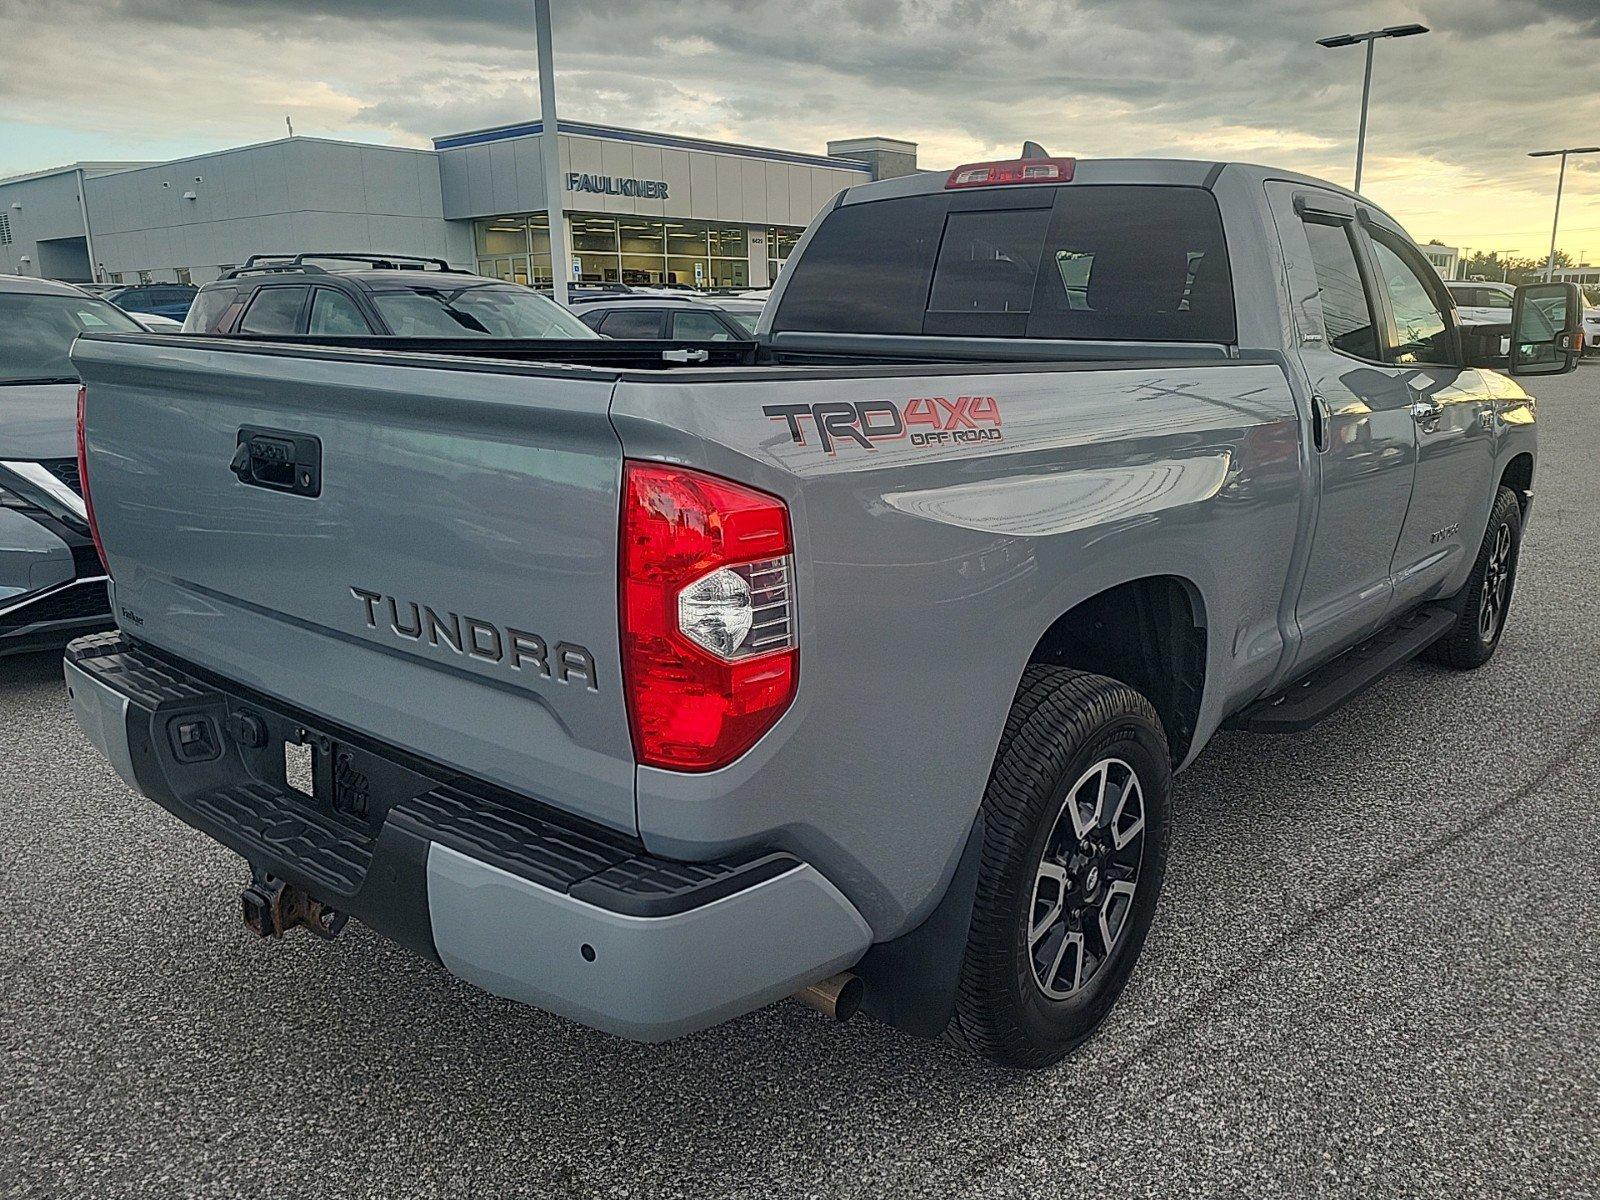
[773,185,1236,344]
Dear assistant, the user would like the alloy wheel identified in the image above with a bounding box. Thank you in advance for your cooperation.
[1028,757,1146,1000]
[1479,522,1514,642]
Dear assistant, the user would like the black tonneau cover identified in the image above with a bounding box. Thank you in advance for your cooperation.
[216,335,760,369]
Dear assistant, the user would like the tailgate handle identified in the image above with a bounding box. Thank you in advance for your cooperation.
[233,427,322,497]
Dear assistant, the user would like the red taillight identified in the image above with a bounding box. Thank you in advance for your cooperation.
[621,462,797,772]
[945,157,1076,189]
[76,384,110,576]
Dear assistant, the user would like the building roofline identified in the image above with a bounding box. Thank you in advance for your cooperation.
[826,137,918,155]
[433,119,873,172]
[87,135,433,180]
[0,161,152,187]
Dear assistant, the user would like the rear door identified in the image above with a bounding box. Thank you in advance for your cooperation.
[72,336,637,833]
[1359,222,1497,608]
[1267,183,1418,671]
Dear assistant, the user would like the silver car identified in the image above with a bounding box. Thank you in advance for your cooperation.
[0,275,131,655]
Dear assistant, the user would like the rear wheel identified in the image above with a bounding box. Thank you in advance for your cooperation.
[1425,486,1522,670]
[946,667,1170,1069]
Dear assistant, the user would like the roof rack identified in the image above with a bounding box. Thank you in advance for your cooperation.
[223,252,466,280]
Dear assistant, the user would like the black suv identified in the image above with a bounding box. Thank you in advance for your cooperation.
[183,253,596,339]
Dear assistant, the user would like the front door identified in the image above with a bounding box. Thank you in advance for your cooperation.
[1267,184,1418,673]
[1359,224,1498,609]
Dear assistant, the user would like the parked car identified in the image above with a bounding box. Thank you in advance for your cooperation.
[1445,279,1517,325]
[66,155,1579,1067]
[1448,278,1600,353]
[127,312,183,333]
[0,275,130,654]
[99,282,197,321]
[569,292,765,340]
[183,253,598,339]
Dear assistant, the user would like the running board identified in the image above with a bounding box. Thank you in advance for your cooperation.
[1226,605,1455,734]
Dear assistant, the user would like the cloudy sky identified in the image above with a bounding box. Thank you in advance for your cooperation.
[3,0,1598,259]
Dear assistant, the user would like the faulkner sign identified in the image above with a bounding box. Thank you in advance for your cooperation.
[565,172,670,199]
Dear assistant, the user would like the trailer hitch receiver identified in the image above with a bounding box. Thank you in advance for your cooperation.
[241,871,348,940]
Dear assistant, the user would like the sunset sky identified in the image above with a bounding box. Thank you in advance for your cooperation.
[3,0,1598,262]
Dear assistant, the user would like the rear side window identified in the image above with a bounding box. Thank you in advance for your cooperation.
[670,310,736,341]
[308,288,372,335]
[1301,219,1379,360]
[596,309,667,339]
[238,286,308,335]
[183,286,237,333]
[775,186,1235,343]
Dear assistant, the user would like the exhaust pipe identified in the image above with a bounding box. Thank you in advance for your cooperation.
[794,972,863,1023]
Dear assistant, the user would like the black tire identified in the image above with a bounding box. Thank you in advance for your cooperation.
[1424,486,1522,670]
[945,666,1171,1069]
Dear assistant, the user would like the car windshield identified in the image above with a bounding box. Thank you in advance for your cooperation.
[0,292,142,385]
[369,284,598,338]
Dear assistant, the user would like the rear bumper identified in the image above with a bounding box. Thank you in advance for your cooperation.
[65,633,870,1041]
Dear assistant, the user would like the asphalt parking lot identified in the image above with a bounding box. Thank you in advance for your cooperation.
[4,369,1598,1200]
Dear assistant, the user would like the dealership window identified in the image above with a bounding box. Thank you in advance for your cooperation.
[767,226,803,283]
[487,213,753,288]
[175,267,192,285]
[473,213,553,286]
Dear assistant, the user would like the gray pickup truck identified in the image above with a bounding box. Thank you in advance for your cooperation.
[64,156,1579,1069]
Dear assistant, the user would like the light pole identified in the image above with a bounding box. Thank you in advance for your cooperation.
[534,0,570,305]
[1528,146,1600,281]
[1317,24,1429,194]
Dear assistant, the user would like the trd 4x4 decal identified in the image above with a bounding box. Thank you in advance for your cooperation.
[763,397,1003,454]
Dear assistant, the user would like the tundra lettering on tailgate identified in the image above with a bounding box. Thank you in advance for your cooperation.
[349,586,598,691]
[764,396,1003,454]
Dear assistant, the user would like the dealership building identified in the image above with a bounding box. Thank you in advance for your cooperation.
[0,122,917,288]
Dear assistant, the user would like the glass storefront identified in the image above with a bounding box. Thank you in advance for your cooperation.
[767,226,803,284]
[474,213,552,285]
[475,213,804,290]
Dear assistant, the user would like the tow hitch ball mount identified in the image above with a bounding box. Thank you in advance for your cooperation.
[240,870,348,940]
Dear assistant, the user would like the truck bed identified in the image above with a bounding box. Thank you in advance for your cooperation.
[72,329,1304,932]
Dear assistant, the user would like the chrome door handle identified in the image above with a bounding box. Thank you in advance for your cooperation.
[1410,400,1443,427]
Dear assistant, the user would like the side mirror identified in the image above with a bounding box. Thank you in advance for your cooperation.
[1510,281,1582,376]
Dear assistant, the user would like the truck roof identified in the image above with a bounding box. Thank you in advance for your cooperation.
[840,156,1397,226]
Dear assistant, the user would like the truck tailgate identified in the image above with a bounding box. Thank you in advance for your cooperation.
[71,335,636,834]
